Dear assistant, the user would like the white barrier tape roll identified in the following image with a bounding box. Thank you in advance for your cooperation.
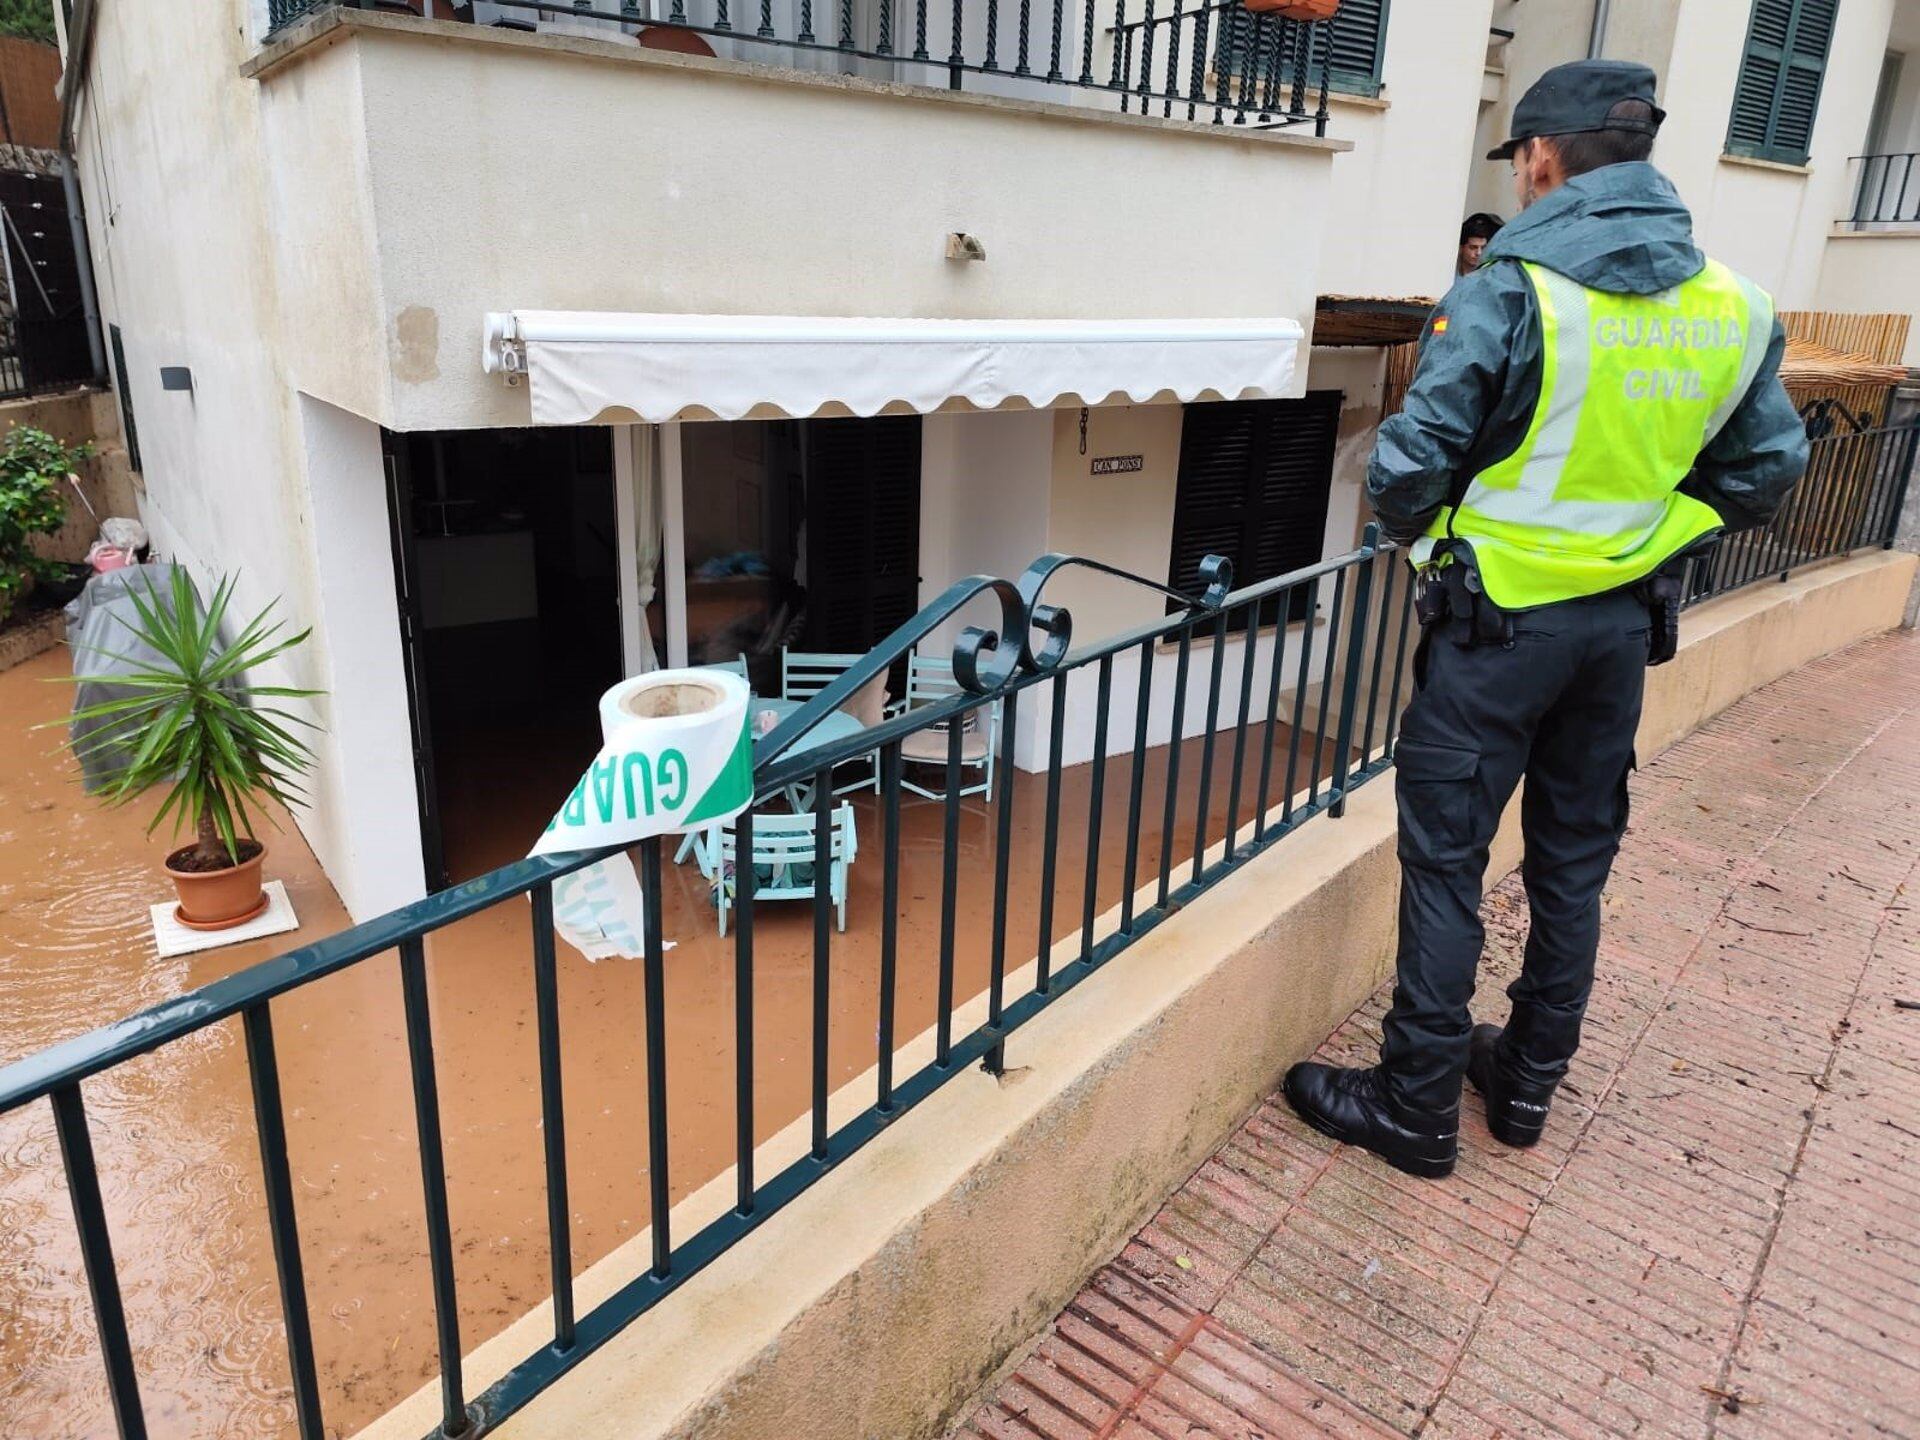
[530,669,754,959]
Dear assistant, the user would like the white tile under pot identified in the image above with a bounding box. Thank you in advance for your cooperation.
[150,881,300,959]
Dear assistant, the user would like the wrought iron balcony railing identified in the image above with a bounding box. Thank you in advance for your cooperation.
[1846,151,1920,227]
[264,0,1342,135]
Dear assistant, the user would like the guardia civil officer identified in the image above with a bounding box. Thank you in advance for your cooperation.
[1282,61,1809,1178]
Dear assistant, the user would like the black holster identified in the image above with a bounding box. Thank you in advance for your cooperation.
[1635,535,1721,668]
[1417,555,1513,649]
[1640,569,1685,666]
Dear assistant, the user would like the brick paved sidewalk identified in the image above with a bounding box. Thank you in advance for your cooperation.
[957,629,1920,1440]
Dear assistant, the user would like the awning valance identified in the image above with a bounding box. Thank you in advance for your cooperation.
[481,312,1305,426]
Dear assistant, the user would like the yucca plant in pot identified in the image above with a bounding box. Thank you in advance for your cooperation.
[61,568,321,929]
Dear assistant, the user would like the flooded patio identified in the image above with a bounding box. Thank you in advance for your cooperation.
[0,644,1349,1440]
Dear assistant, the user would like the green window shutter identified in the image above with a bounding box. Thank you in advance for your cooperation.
[1215,0,1389,100]
[1325,0,1389,95]
[1168,393,1340,628]
[1727,0,1836,165]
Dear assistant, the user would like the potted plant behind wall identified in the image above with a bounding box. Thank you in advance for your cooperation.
[63,567,321,929]
[0,424,94,627]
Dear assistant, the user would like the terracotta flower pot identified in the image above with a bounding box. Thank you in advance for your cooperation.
[165,843,268,930]
[1243,0,1341,18]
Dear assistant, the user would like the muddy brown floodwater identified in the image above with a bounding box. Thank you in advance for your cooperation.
[0,644,1342,1439]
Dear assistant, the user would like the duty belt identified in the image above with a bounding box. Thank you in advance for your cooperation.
[1415,545,1514,650]
[1417,534,1721,666]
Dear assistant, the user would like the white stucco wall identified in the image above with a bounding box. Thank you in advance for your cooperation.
[1036,396,1367,775]
[69,0,411,920]
[1305,346,1384,554]
[1315,0,1497,305]
[1815,234,1920,364]
[296,396,428,916]
[254,36,392,428]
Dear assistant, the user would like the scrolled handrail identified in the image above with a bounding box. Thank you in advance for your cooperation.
[755,553,1232,777]
[753,572,1026,774]
[1011,552,1232,674]
[1799,395,1880,438]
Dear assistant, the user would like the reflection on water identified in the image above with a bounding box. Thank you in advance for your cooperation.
[1,644,1326,1439]
[0,647,307,1439]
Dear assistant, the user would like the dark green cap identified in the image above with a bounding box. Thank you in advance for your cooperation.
[1486,59,1665,161]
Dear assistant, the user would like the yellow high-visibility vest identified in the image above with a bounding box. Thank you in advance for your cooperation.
[1413,257,1775,609]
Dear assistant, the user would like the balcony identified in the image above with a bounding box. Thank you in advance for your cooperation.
[266,0,1345,132]
[1843,151,1920,230]
[1819,153,1920,368]
[246,5,1349,432]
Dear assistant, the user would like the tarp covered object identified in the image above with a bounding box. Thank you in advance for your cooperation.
[63,563,199,793]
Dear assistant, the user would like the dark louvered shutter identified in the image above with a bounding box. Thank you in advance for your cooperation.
[1727,0,1835,165]
[1168,394,1340,627]
[1215,0,1387,99]
[803,416,922,656]
[1324,0,1388,94]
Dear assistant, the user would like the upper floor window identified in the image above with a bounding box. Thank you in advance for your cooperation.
[1217,0,1391,100]
[1727,0,1837,166]
[1324,0,1391,96]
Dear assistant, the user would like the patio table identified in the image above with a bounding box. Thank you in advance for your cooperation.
[675,698,866,875]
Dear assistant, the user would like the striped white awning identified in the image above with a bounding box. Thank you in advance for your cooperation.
[481,312,1304,425]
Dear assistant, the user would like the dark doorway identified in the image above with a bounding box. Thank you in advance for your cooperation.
[0,170,96,396]
[386,427,622,887]
[802,415,923,656]
[678,416,921,695]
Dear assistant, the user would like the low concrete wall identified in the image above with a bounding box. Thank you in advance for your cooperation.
[6,388,140,564]
[0,608,63,672]
[1641,550,1919,756]
[355,548,1916,1440]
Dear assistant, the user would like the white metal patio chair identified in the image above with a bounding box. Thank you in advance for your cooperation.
[714,804,858,936]
[896,654,1000,801]
[781,648,890,800]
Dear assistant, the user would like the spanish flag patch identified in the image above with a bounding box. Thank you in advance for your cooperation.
[1431,317,1450,336]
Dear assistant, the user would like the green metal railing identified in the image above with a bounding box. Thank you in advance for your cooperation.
[265,0,1340,135]
[1685,418,1918,605]
[7,417,1909,1438]
[0,534,1412,1440]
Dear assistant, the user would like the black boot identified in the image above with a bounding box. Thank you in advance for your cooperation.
[1465,1024,1555,1148]
[1281,1062,1458,1178]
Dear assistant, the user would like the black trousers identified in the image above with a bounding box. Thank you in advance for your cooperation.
[1379,588,1650,1116]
